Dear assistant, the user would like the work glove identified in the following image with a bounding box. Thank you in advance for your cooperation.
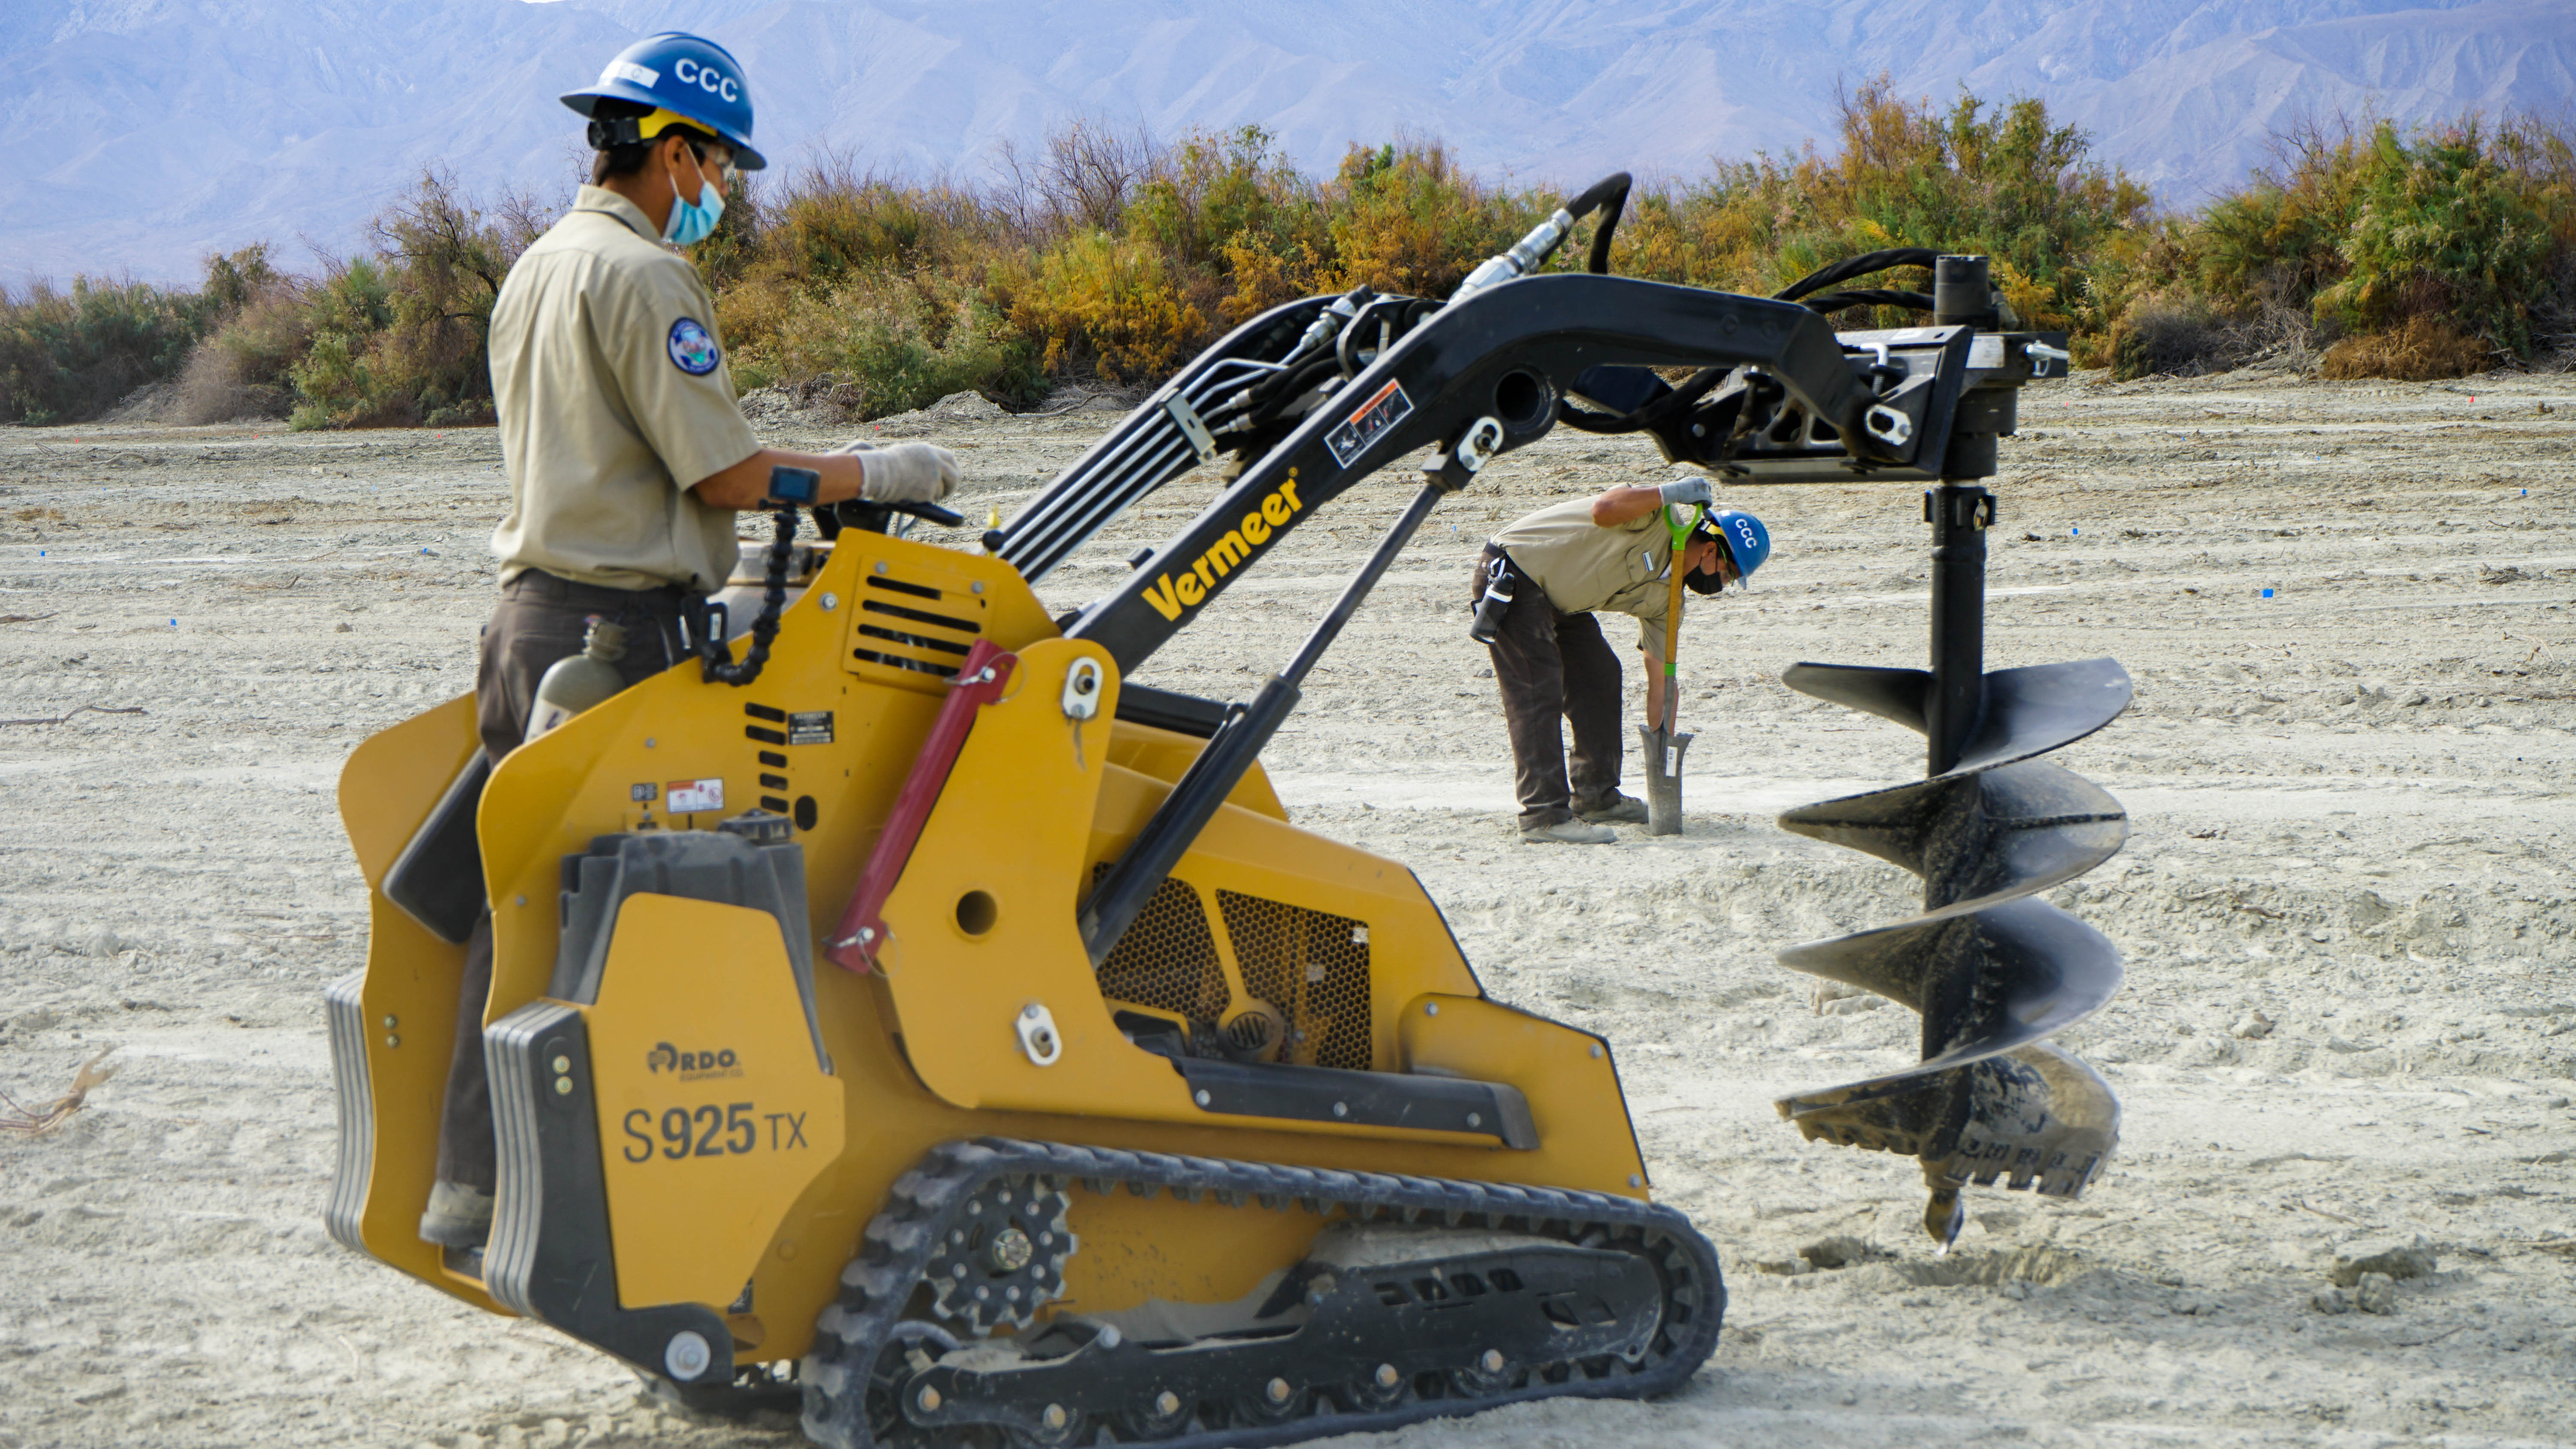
[854,441,960,502]
[1657,475,1715,508]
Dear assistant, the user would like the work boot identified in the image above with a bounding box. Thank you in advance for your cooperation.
[1519,818,1617,845]
[1574,792,1649,825]
[419,1181,493,1248]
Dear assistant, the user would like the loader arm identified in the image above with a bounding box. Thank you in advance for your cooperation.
[1037,273,1893,674]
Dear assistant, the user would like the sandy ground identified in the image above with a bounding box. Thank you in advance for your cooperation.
[3,368,2574,1449]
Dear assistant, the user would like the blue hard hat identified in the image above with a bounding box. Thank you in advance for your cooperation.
[1704,506,1770,581]
[562,33,766,170]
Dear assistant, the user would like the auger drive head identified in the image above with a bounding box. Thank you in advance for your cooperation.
[325,186,2119,1447]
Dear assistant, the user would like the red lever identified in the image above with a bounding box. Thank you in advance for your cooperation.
[826,640,1017,972]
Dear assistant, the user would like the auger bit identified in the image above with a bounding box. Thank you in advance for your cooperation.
[1714,256,2127,1249]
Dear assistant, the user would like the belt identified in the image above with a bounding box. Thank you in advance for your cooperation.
[503,569,697,668]
[504,568,695,611]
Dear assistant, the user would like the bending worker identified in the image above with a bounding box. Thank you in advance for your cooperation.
[1470,477,1769,844]
[421,33,963,1249]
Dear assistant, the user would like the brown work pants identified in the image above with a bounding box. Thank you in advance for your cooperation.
[432,571,690,1194]
[1472,545,1625,829]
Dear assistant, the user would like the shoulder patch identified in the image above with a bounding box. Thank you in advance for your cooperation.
[666,317,720,376]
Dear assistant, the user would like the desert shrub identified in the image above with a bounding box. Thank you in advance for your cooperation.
[996,119,1165,237]
[286,258,396,428]
[2105,291,2228,379]
[1009,231,1209,383]
[1604,80,2152,337]
[1128,126,1331,323]
[0,275,218,425]
[2153,113,2576,375]
[175,281,311,423]
[2319,314,2491,380]
[1324,140,1540,298]
[712,155,1022,381]
[39,96,2576,426]
[283,169,537,428]
[756,270,1037,415]
[2310,122,2553,352]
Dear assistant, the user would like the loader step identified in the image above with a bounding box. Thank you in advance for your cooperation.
[799,1138,1723,1449]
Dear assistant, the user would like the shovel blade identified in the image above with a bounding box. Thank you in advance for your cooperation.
[1638,725,1692,835]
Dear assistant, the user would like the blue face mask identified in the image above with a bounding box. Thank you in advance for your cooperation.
[662,153,726,248]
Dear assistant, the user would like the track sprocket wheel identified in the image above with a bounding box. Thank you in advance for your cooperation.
[924,1175,1075,1334]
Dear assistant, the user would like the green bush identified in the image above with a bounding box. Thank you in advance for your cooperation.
[0,275,217,424]
[19,98,2571,426]
[2155,115,2576,374]
[757,270,1039,415]
[2312,122,2552,352]
[1009,231,1209,383]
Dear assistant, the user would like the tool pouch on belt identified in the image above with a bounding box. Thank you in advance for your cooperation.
[1467,547,1521,645]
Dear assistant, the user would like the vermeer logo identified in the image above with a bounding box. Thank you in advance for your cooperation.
[647,1041,742,1080]
[1139,476,1304,621]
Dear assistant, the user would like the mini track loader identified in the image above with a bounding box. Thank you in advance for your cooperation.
[328,174,2128,1446]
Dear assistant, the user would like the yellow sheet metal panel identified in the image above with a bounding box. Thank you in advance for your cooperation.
[879,642,1499,1152]
[1399,992,1647,1198]
[338,691,479,884]
[475,532,1061,1033]
[1104,722,1288,822]
[586,893,847,1311]
[873,637,1193,1115]
[334,692,506,1309]
[1044,1185,1325,1320]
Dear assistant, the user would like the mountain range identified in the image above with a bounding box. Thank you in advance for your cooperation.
[6,0,2571,285]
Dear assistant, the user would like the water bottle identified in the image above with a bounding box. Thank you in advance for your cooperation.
[525,617,627,742]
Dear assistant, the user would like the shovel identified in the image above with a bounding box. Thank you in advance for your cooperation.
[1639,506,1693,835]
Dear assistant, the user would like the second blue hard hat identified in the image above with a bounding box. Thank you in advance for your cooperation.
[1711,506,1771,579]
[562,33,767,170]
[1685,505,1769,592]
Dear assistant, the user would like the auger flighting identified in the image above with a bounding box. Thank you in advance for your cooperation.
[1766,256,2131,1249]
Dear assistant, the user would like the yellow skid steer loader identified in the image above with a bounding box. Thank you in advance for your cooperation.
[328,178,2119,1447]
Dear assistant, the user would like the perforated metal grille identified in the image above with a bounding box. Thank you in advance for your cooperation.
[1218,892,1373,1070]
[1092,868,1230,1024]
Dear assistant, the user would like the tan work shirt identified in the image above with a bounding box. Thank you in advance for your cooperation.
[487,186,760,592]
[1492,496,1675,653]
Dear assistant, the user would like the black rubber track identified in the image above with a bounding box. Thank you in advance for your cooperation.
[801,1137,1725,1449]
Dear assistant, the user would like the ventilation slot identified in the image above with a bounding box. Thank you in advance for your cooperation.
[1218,892,1373,1070]
[847,571,987,687]
[1092,866,1230,1025]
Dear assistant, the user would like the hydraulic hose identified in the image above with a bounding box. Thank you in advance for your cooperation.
[1566,171,1631,274]
[1774,247,1941,305]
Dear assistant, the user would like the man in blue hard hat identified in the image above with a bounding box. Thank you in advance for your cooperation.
[1468,477,1768,844]
[418,33,966,1249]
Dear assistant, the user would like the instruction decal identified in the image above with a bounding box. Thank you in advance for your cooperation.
[667,778,723,814]
[1324,378,1413,466]
[787,710,834,745]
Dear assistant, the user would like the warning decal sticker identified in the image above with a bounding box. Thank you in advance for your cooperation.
[667,778,724,814]
[1323,379,1414,467]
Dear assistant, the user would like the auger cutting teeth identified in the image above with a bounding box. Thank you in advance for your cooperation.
[1774,650,2132,1247]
